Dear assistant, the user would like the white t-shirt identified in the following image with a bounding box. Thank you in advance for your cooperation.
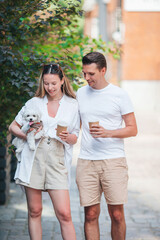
[14,95,80,185]
[76,83,134,160]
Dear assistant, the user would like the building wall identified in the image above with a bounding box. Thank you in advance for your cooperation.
[122,12,160,80]
[84,4,98,38]
[121,1,160,113]
[83,0,120,85]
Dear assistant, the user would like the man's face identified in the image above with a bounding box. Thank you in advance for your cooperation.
[82,63,106,89]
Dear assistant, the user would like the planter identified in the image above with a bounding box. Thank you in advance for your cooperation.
[0,133,11,205]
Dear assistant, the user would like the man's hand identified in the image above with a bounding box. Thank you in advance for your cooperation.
[90,113,138,139]
[90,125,111,138]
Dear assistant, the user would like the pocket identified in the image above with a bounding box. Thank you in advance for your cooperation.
[59,156,65,165]
[36,141,44,151]
[54,141,64,165]
[103,158,127,173]
[56,141,64,158]
[76,159,90,178]
[37,138,47,150]
[120,157,128,169]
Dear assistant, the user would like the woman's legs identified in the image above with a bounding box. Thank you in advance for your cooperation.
[25,187,42,240]
[48,189,76,240]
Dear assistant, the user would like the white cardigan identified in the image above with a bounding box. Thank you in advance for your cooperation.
[14,95,80,185]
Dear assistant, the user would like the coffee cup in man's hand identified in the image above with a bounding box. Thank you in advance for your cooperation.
[88,121,99,129]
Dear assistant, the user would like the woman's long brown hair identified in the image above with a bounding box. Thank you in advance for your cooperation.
[35,64,76,99]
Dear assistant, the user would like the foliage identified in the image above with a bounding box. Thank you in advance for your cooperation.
[0,0,120,145]
[0,0,80,144]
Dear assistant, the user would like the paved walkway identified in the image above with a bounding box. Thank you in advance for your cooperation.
[0,112,160,240]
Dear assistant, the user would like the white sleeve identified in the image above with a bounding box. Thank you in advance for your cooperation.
[76,89,81,122]
[14,98,35,126]
[70,103,80,137]
[120,91,134,115]
[15,105,26,126]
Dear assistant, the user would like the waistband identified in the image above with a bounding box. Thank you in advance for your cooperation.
[40,136,63,145]
[41,136,55,144]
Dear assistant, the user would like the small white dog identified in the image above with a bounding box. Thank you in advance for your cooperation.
[12,108,44,156]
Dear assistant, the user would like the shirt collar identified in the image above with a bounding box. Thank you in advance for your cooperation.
[43,95,48,104]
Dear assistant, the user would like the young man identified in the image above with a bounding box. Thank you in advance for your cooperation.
[76,52,137,240]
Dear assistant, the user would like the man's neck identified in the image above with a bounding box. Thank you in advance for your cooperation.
[93,80,109,90]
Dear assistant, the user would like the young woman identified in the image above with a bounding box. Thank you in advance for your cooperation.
[9,64,79,240]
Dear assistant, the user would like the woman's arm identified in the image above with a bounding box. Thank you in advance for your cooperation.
[9,120,27,141]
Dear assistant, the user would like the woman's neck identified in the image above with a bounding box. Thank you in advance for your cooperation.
[47,93,63,102]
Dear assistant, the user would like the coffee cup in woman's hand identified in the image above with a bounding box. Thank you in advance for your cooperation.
[56,122,68,136]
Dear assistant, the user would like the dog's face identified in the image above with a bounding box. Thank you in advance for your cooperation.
[23,109,41,123]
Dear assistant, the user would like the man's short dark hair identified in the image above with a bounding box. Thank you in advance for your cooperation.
[82,52,107,70]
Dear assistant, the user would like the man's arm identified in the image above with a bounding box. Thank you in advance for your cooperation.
[90,112,138,138]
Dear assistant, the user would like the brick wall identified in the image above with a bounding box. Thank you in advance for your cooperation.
[122,11,160,80]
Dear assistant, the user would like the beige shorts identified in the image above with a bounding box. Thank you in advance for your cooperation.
[76,157,128,206]
[16,138,69,190]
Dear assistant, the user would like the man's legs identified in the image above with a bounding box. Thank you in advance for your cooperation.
[108,204,126,240]
[84,203,100,240]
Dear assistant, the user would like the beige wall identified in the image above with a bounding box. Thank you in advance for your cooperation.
[122,11,160,80]
[84,4,98,37]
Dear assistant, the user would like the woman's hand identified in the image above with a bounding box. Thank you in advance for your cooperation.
[59,130,69,141]
[59,131,77,145]
[27,126,43,135]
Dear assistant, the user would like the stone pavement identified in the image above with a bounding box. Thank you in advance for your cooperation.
[0,112,160,240]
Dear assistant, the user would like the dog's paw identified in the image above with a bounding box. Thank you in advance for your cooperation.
[16,146,24,153]
[16,149,22,153]
[29,146,36,151]
[35,131,43,139]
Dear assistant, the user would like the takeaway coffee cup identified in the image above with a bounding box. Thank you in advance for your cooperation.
[56,122,68,136]
[88,121,99,129]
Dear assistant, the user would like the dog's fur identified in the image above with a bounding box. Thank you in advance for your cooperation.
[12,108,44,158]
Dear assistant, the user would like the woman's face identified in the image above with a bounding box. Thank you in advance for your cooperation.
[43,74,64,98]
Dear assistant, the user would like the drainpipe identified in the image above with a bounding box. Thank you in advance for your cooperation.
[98,0,108,43]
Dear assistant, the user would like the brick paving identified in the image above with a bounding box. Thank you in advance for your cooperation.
[0,112,160,240]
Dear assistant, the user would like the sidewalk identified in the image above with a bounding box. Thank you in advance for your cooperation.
[0,112,160,240]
